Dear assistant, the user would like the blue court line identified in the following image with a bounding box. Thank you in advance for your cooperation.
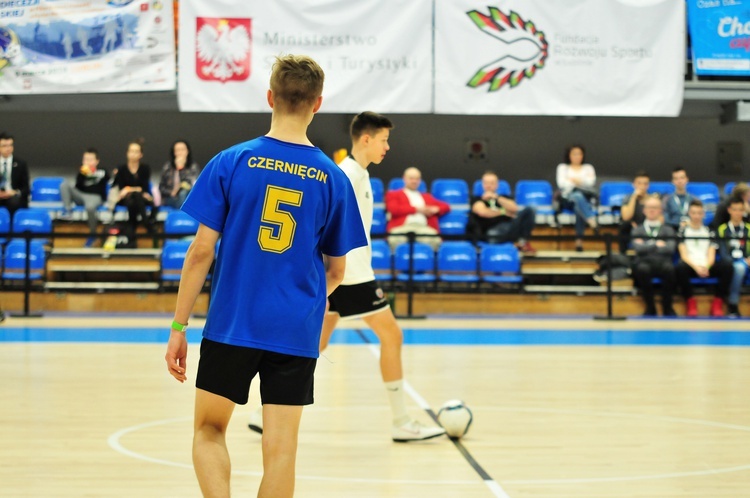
[1,327,750,346]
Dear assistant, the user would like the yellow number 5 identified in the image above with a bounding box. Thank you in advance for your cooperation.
[258,185,303,253]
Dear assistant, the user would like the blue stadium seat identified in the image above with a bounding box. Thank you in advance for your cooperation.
[687,182,720,207]
[163,211,199,237]
[371,207,387,235]
[161,240,192,282]
[371,239,392,281]
[598,181,633,221]
[12,208,52,243]
[438,211,468,236]
[687,182,721,224]
[431,179,469,206]
[480,243,523,285]
[438,241,479,283]
[472,179,511,198]
[514,180,554,222]
[29,176,65,210]
[0,207,9,245]
[2,239,46,281]
[387,177,427,192]
[648,181,675,197]
[394,242,436,282]
[370,177,384,204]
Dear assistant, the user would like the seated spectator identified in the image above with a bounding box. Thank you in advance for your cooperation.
[711,182,750,230]
[675,200,732,318]
[113,139,155,239]
[158,140,200,209]
[618,170,651,254]
[60,148,110,247]
[631,195,677,317]
[468,170,536,254]
[663,167,693,231]
[385,166,450,251]
[716,196,750,318]
[555,144,597,251]
[0,132,30,216]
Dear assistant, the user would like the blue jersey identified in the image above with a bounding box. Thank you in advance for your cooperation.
[182,136,367,358]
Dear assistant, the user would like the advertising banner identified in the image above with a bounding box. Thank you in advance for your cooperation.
[0,0,175,94]
[435,0,685,116]
[178,0,432,113]
[687,0,750,76]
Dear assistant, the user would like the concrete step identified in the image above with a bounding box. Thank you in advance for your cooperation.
[48,263,160,273]
[45,282,161,291]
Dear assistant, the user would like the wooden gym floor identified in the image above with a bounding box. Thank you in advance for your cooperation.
[1,315,750,497]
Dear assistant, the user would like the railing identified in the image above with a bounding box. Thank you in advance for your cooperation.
[1,229,743,320]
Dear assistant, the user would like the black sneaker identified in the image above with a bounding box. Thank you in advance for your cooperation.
[662,307,677,317]
[727,304,741,319]
[643,307,658,317]
[0,310,6,323]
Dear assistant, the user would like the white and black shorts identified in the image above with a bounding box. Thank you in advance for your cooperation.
[328,280,390,319]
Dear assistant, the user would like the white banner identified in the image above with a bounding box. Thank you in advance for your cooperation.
[178,0,432,113]
[435,0,685,116]
[0,0,175,94]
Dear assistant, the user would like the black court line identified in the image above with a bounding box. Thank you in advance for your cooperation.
[354,328,502,492]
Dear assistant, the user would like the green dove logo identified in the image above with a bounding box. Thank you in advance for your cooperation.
[466,7,548,91]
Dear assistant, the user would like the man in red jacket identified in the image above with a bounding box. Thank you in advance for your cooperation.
[385,167,450,250]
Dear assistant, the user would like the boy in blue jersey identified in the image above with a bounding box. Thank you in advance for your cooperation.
[165,54,367,498]
[249,112,446,442]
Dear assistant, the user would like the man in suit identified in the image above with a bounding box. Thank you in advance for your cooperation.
[0,132,30,216]
[385,166,450,250]
[631,195,677,317]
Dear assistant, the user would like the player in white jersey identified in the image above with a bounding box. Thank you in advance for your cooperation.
[250,112,445,442]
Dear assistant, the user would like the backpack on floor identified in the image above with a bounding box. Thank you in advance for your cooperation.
[593,253,631,282]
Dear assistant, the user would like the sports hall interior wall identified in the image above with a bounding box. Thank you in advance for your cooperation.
[3,96,750,184]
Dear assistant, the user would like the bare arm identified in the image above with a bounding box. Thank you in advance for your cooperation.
[324,254,346,296]
[620,194,639,222]
[496,195,518,216]
[165,224,220,382]
[706,245,716,269]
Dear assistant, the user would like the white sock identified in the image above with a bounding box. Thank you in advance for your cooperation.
[384,379,410,427]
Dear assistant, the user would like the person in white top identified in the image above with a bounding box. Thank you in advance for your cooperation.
[555,144,597,251]
[675,199,732,317]
[248,112,445,443]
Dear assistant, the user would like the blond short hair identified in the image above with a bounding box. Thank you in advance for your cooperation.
[269,54,325,113]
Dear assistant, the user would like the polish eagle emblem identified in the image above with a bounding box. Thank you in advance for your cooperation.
[195,18,251,82]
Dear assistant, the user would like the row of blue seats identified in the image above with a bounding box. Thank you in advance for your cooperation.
[3,238,524,287]
[370,240,522,284]
[28,177,744,228]
[163,239,524,286]
[368,177,742,209]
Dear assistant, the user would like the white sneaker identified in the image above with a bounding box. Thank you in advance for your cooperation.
[247,406,263,434]
[391,419,446,443]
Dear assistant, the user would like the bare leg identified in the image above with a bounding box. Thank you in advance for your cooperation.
[258,404,304,498]
[319,312,340,352]
[193,388,235,498]
[362,307,403,382]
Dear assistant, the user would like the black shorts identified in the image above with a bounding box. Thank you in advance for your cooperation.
[328,280,389,319]
[195,338,317,406]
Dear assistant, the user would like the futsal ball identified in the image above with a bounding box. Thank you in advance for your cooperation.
[437,399,473,439]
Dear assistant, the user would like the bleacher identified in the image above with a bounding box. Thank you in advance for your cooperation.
[2,175,748,316]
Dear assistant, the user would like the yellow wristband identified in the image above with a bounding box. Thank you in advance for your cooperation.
[171,320,187,332]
